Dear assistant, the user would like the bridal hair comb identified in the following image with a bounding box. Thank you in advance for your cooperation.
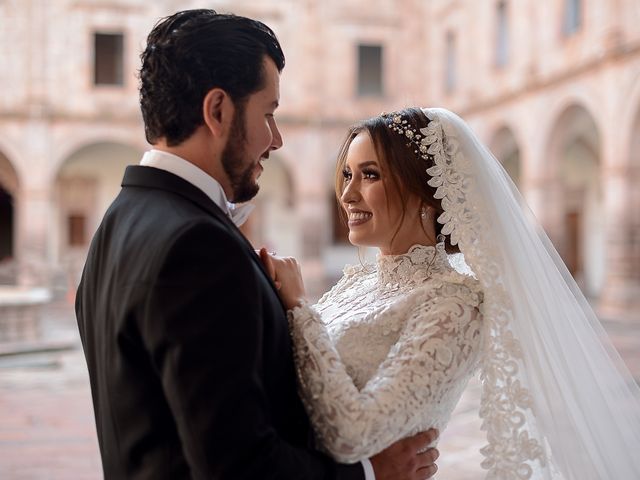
[382,111,433,161]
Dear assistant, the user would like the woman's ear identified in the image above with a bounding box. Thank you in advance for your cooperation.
[202,88,233,139]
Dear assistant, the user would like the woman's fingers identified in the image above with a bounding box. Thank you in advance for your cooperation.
[259,247,277,281]
[257,249,306,305]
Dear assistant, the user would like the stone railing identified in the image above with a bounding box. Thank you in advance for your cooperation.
[0,286,52,343]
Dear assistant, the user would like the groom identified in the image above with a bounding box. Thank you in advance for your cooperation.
[76,9,439,479]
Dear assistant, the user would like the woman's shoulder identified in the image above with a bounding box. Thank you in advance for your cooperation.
[437,270,483,308]
[415,269,484,310]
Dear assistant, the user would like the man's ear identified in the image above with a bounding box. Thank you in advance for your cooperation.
[202,88,234,138]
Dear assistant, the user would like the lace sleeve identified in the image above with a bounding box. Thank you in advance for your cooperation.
[288,283,483,463]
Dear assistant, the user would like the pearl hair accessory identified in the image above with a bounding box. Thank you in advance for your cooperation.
[383,112,433,161]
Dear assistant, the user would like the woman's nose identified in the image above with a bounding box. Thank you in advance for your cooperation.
[341,178,359,205]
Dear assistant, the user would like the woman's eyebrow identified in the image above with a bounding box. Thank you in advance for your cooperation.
[356,161,378,168]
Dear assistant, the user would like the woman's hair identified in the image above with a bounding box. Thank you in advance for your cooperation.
[335,107,459,252]
[139,9,285,146]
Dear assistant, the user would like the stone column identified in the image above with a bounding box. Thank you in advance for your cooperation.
[524,175,567,258]
[599,167,640,318]
[14,0,52,287]
[520,133,567,258]
[298,193,327,299]
[17,183,52,287]
[15,115,53,288]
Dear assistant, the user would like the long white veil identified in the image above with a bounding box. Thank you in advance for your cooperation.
[420,108,640,479]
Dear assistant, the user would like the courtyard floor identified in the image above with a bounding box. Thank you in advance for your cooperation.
[0,299,638,479]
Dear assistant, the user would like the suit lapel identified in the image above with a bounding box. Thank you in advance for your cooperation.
[121,166,283,302]
[122,165,231,225]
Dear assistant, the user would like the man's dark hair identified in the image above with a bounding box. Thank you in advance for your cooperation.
[139,9,285,145]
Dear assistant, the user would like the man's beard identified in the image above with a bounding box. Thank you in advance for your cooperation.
[221,104,260,203]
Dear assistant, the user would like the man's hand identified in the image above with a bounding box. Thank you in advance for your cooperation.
[370,429,440,480]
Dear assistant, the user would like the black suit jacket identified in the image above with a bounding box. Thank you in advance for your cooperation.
[76,165,364,479]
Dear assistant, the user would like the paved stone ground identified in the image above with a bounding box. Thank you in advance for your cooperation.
[0,300,101,480]
[0,299,638,479]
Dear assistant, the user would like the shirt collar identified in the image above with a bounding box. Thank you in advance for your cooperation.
[139,149,254,226]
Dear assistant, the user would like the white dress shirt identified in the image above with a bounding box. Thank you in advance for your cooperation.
[139,149,254,226]
[138,149,375,480]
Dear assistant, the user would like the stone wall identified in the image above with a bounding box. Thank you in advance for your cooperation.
[0,0,638,314]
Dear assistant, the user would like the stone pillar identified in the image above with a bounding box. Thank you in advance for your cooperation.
[17,184,52,286]
[298,192,329,301]
[524,175,567,258]
[599,167,640,318]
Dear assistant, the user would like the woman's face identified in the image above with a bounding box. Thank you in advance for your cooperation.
[340,132,425,255]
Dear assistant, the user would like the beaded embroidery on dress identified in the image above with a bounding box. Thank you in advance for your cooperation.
[288,243,483,463]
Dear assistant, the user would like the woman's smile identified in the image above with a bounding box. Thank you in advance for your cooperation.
[347,210,373,227]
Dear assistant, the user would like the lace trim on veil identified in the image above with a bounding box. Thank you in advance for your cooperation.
[422,110,546,478]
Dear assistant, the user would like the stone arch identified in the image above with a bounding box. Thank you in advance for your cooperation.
[545,103,600,173]
[50,129,147,183]
[618,70,640,162]
[0,148,19,198]
[52,141,142,284]
[0,149,20,281]
[544,103,603,298]
[489,124,522,188]
[241,155,300,258]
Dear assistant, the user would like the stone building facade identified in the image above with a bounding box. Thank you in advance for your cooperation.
[0,0,639,315]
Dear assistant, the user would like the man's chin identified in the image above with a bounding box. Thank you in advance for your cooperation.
[232,183,260,203]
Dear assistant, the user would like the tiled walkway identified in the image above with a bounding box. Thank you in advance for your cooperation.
[0,301,638,479]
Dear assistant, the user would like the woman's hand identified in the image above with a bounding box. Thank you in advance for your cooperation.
[258,248,307,310]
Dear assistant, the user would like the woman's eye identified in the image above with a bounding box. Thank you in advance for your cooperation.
[362,170,380,180]
[342,169,352,181]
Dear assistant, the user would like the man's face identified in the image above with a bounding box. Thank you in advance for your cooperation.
[222,57,282,203]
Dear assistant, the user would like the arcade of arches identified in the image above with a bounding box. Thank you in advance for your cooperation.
[487,103,636,315]
[1,102,639,316]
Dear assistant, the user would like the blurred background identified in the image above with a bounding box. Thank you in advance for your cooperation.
[0,0,639,478]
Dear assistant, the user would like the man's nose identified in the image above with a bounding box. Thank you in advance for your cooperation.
[269,118,283,151]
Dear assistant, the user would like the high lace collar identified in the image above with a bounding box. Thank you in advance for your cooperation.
[376,243,451,285]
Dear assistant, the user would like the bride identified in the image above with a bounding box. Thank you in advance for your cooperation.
[263,107,640,479]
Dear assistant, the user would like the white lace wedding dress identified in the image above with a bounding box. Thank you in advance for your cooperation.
[288,244,484,463]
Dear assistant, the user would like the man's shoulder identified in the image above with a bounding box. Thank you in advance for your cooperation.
[93,185,240,269]
[114,183,229,231]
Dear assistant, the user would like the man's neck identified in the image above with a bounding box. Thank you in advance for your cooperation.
[153,134,232,199]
